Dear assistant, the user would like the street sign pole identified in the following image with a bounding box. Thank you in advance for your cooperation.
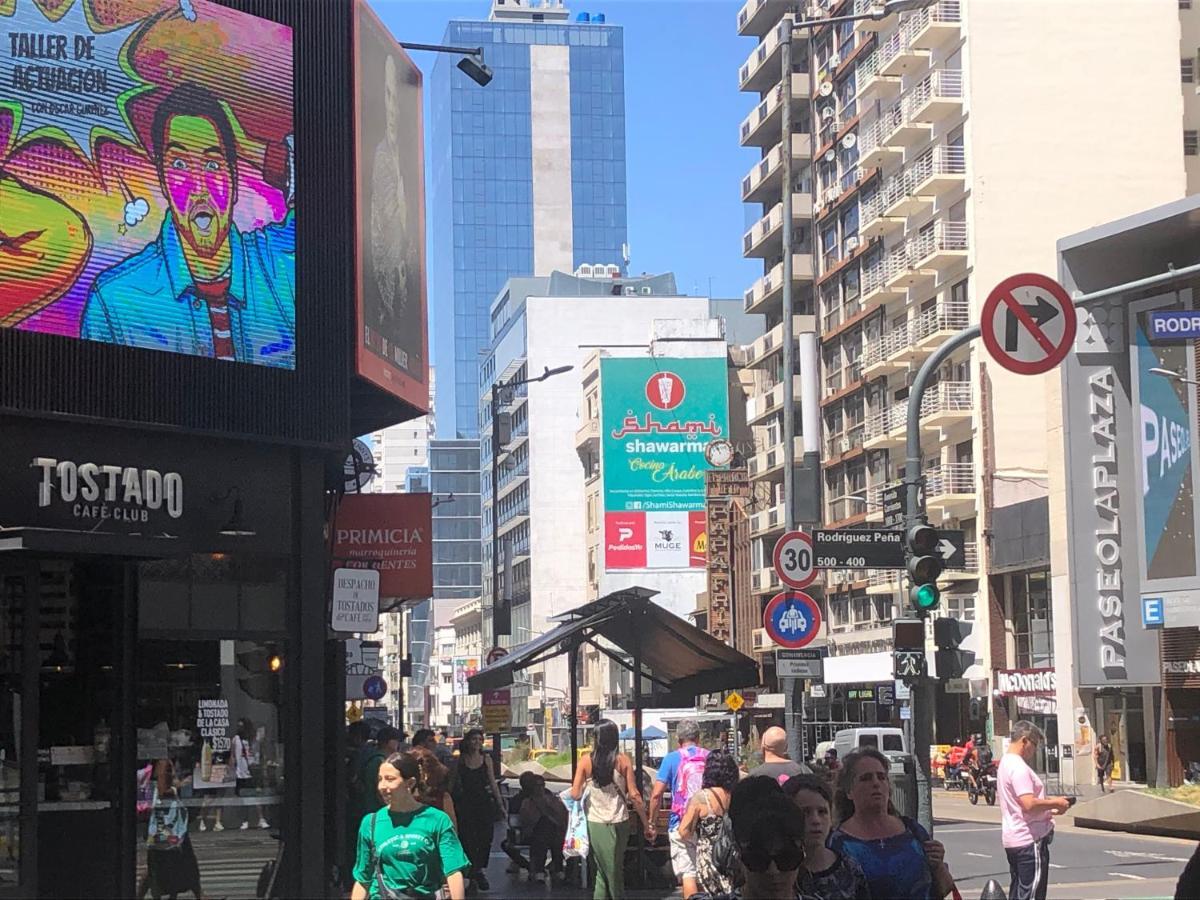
[901,273,1080,834]
[905,323,977,836]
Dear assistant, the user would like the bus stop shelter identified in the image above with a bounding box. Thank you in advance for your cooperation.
[467,587,760,785]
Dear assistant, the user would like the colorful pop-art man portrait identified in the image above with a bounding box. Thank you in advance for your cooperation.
[0,0,295,368]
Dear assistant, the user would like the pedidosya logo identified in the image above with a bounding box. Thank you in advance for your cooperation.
[645,371,685,411]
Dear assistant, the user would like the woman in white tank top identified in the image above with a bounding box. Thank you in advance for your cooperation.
[570,720,651,898]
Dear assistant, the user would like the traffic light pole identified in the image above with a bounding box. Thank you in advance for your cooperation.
[903,323,978,834]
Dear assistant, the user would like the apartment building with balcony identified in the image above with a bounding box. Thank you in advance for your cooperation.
[738,0,1184,743]
[737,1,819,689]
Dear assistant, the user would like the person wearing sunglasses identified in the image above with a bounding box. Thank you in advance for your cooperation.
[693,776,819,900]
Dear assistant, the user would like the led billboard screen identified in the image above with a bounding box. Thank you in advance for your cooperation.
[1,0,295,367]
[354,0,428,410]
[600,356,729,570]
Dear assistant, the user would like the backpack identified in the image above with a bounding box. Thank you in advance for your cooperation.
[670,747,709,821]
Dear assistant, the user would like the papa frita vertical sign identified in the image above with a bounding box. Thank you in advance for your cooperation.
[331,567,381,633]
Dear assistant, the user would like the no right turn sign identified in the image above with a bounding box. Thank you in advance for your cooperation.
[981,273,1076,375]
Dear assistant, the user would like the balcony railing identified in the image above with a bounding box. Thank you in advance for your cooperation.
[907,68,964,118]
[910,0,963,44]
[864,404,905,441]
[878,14,927,71]
[908,220,970,263]
[739,74,809,146]
[920,380,972,418]
[925,461,974,497]
[912,299,969,342]
[862,320,913,368]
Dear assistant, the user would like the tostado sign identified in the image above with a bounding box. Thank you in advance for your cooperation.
[0,416,291,550]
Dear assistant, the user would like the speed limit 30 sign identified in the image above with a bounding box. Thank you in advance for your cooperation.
[773,531,816,590]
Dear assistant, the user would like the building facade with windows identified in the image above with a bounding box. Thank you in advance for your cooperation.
[429,0,629,438]
[480,271,713,724]
[737,0,1184,746]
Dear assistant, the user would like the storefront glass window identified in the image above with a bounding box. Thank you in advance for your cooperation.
[134,639,284,898]
[1012,569,1053,668]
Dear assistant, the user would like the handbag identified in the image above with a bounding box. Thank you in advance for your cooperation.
[562,790,590,859]
[146,786,187,851]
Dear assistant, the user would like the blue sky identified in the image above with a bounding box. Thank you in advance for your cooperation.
[368,0,759,300]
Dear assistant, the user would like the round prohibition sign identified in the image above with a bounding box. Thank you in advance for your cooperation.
[763,590,822,650]
[773,530,816,590]
[980,273,1077,376]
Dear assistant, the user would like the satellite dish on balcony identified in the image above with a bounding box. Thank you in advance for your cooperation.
[842,133,857,150]
[819,80,834,97]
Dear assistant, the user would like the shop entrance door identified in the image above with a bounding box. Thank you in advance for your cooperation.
[132,639,285,900]
[1098,691,1148,784]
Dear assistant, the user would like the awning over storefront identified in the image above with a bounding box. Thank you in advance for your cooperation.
[468,587,760,697]
[824,651,893,685]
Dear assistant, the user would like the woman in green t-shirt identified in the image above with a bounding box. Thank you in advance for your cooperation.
[351,751,470,900]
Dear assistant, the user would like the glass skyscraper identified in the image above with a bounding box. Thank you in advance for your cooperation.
[429,2,628,438]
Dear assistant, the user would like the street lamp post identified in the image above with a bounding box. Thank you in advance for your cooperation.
[490,365,573,647]
[778,0,936,767]
[397,42,493,86]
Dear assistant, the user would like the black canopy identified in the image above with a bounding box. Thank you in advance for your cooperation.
[468,586,759,696]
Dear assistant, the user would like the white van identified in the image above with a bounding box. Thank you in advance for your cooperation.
[833,727,907,760]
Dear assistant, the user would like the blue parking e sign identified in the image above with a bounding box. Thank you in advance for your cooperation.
[1142,596,1165,628]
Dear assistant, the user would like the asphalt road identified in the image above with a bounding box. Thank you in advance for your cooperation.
[935,793,1194,900]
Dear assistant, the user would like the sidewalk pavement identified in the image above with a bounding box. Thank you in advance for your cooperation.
[478,820,682,899]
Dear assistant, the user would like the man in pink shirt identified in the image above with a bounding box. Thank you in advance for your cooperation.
[998,721,1072,900]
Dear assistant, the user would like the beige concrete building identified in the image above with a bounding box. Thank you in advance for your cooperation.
[1183,0,1200,191]
[738,0,1185,745]
[451,598,483,727]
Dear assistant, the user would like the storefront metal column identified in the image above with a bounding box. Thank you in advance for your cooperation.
[289,450,330,894]
[116,564,137,899]
[19,561,39,900]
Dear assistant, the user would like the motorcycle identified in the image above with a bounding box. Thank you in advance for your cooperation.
[967,760,998,806]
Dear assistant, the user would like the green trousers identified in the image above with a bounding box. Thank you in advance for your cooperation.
[587,818,630,899]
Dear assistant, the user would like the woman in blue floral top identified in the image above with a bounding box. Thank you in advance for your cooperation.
[828,748,955,900]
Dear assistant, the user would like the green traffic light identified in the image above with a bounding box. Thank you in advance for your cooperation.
[913,583,940,611]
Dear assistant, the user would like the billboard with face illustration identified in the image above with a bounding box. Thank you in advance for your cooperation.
[600,356,729,570]
[354,0,428,411]
[1,0,295,368]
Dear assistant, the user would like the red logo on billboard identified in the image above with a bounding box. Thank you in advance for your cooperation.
[689,511,707,567]
[644,371,685,411]
[605,512,646,569]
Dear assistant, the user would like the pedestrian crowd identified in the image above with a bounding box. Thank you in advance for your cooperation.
[339,716,1102,900]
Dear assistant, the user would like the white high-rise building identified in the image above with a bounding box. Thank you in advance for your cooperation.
[371,369,435,493]
[737,0,1183,746]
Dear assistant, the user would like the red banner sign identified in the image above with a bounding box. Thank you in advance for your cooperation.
[332,493,432,599]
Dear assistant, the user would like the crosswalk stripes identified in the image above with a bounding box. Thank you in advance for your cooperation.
[194,860,269,899]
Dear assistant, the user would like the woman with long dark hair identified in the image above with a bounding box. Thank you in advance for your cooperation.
[570,719,651,899]
[678,749,739,898]
[450,729,504,892]
[351,751,469,900]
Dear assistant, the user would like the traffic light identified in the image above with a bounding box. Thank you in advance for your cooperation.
[906,522,943,613]
[892,618,927,680]
[400,655,413,677]
[969,695,988,724]
[933,617,975,679]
